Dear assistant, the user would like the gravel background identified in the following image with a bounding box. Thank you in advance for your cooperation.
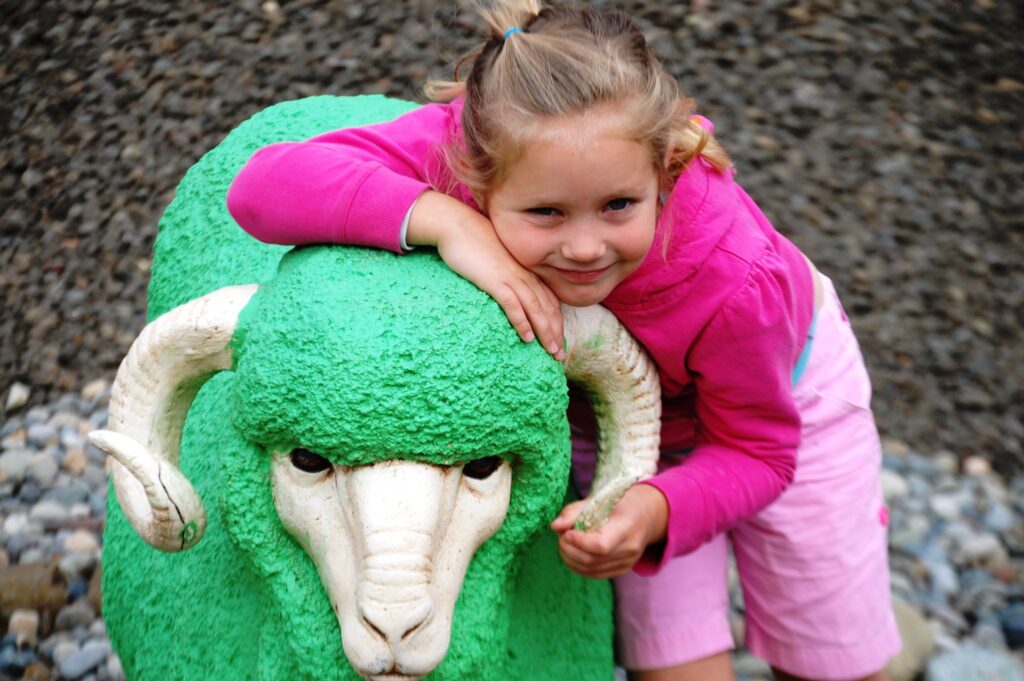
[2,1,1022,471]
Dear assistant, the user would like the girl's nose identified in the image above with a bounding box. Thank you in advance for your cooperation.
[560,221,607,263]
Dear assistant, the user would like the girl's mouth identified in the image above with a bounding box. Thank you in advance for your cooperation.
[553,266,611,283]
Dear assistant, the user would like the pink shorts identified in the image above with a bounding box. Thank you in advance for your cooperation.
[572,275,901,679]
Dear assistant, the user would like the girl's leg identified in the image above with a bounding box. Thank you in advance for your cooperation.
[731,275,900,680]
[628,651,734,681]
[772,668,891,681]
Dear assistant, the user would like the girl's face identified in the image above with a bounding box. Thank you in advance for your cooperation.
[485,113,659,307]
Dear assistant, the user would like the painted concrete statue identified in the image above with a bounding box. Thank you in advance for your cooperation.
[89,96,661,680]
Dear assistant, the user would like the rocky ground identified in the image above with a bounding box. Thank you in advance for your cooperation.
[1,387,1024,680]
[0,0,1022,475]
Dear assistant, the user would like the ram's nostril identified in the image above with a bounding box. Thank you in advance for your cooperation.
[462,456,502,480]
[362,616,387,643]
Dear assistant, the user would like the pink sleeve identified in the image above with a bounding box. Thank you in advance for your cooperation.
[226,102,459,253]
[634,261,801,574]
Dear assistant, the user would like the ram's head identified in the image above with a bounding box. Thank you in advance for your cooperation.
[90,246,658,680]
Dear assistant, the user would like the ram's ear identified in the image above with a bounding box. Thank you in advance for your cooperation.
[88,285,259,552]
[560,304,661,530]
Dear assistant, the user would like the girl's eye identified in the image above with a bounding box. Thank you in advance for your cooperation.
[526,207,559,217]
[290,448,332,473]
[462,456,503,480]
[606,198,633,212]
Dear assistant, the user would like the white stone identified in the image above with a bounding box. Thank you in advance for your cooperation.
[887,598,935,681]
[962,455,992,477]
[64,529,100,554]
[880,469,910,501]
[4,382,30,411]
[3,511,31,535]
[929,493,964,521]
[107,654,126,681]
[8,609,40,647]
[69,503,91,520]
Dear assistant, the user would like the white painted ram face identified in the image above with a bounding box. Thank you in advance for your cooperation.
[271,449,513,681]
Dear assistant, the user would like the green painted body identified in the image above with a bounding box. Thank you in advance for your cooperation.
[102,95,614,680]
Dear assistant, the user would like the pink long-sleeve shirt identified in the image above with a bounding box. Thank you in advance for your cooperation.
[227,99,815,572]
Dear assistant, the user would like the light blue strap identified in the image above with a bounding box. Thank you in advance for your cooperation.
[791,312,818,386]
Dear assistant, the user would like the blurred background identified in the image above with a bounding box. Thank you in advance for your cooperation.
[0,2,1022,680]
[2,0,1021,474]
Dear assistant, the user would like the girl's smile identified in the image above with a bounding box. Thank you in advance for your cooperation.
[484,111,660,307]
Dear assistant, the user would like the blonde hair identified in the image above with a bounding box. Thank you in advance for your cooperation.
[425,0,731,201]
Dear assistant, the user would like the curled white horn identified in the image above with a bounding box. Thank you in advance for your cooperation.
[88,285,259,552]
[561,304,662,531]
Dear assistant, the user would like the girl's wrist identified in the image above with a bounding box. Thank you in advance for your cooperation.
[634,483,669,546]
[407,190,479,247]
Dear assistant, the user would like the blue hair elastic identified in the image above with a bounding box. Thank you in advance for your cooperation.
[503,27,522,40]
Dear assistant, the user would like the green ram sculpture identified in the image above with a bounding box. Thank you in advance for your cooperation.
[89,96,661,680]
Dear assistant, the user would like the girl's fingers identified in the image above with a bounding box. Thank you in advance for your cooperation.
[492,284,535,343]
[550,500,587,532]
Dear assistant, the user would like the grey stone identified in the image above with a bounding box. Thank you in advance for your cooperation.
[26,452,59,486]
[54,601,97,632]
[42,479,91,507]
[0,450,33,483]
[984,503,1016,534]
[53,643,82,672]
[1001,602,1024,649]
[58,640,110,680]
[28,500,68,525]
[26,423,58,448]
[925,559,959,600]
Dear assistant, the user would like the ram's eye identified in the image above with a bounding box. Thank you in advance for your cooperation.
[290,448,331,473]
[462,456,503,480]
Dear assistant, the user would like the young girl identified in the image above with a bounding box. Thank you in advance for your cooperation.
[227,2,901,679]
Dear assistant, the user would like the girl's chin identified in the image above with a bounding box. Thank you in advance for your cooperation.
[549,283,612,308]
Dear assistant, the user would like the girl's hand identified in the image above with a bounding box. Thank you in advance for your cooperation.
[408,191,564,360]
[550,484,669,579]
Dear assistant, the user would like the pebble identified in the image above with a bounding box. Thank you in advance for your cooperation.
[1002,603,1024,649]
[51,639,80,668]
[59,640,111,680]
[0,450,33,483]
[925,642,1024,681]
[62,446,88,475]
[8,609,40,647]
[55,601,97,632]
[4,383,30,412]
[26,452,58,486]
[28,500,68,525]
[64,529,100,554]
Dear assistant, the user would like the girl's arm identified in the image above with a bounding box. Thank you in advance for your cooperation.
[227,102,455,252]
[635,269,802,572]
[551,265,803,578]
[227,102,564,355]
